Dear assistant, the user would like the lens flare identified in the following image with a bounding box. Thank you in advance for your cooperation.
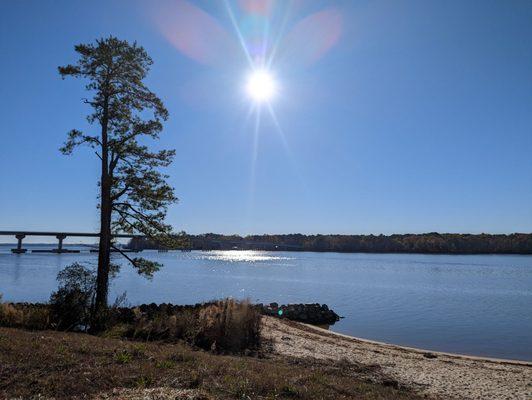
[152,1,343,69]
[246,69,277,102]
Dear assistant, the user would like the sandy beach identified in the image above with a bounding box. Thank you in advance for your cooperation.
[262,316,532,400]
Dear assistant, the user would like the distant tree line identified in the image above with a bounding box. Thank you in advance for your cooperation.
[126,232,532,254]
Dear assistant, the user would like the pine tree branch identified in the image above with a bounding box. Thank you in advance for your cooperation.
[113,206,166,234]
[110,244,140,267]
[111,185,130,201]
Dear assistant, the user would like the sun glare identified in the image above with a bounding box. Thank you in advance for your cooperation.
[246,69,277,102]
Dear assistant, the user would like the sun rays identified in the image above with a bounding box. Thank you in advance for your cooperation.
[152,0,343,219]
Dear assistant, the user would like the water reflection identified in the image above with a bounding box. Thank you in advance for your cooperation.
[200,250,292,262]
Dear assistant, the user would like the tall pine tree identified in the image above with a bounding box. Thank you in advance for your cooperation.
[59,37,177,328]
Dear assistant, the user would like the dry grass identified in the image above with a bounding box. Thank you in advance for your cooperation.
[0,298,261,354]
[196,299,261,353]
[123,299,261,353]
[0,326,424,400]
[0,302,50,330]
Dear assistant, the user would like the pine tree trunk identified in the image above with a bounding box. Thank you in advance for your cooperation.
[92,95,111,331]
[93,182,112,329]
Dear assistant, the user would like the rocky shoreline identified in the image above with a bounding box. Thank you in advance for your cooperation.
[116,301,340,326]
[257,302,340,325]
[6,301,341,328]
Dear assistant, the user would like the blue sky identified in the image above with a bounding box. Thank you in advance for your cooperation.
[1,0,531,238]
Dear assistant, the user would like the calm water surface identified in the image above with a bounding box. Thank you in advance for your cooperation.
[1,245,531,361]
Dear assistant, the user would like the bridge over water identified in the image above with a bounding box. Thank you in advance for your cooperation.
[1,231,304,253]
[0,231,143,254]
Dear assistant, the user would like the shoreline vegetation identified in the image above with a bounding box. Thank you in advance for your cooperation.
[0,324,424,400]
[0,298,421,399]
[126,232,532,254]
[0,299,339,348]
[1,308,530,399]
[2,278,530,399]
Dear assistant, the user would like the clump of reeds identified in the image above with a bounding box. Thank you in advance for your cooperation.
[126,298,261,353]
[0,295,50,330]
[196,298,261,353]
[129,307,200,342]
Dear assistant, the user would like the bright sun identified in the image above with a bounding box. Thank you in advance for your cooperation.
[246,69,277,102]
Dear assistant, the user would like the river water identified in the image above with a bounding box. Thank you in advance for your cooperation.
[1,245,531,361]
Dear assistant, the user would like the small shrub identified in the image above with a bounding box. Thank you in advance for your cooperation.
[114,349,132,364]
[50,263,95,331]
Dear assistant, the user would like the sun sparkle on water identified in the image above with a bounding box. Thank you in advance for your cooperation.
[245,69,277,102]
[202,250,291,263]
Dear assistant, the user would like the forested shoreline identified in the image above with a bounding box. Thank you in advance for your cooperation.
[126,232,532,254]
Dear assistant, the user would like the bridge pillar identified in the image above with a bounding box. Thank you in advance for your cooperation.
[55,234,67,253]
[11,234,27,254]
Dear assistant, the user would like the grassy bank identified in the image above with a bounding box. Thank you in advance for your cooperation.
[0,297,262,354]
[0,326,423,399]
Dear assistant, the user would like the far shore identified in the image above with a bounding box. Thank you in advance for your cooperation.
[3,243,532,256]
